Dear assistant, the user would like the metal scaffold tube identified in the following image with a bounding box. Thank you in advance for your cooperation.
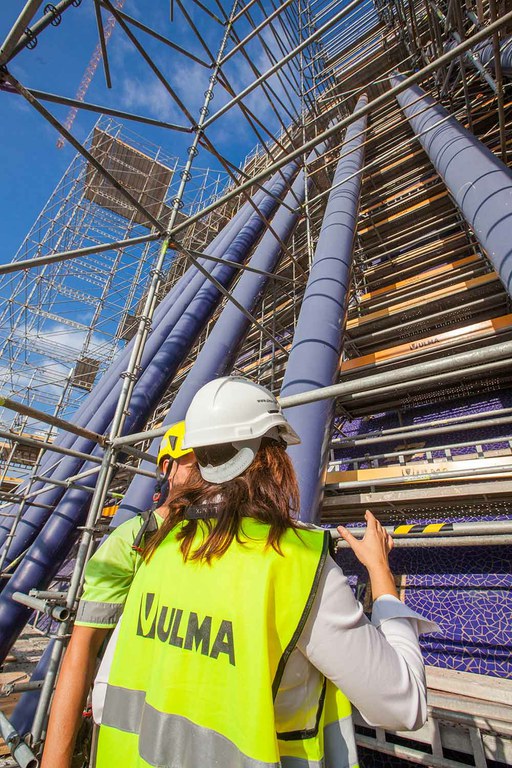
[279,339,512,410]
[473,35,512,77]
[3,146,301,726]
[2,0,512,759]
[299,520,512,547]
[107,337,512,450]
[280,95,368,524]
[11,640,53,739]
[0,0,44,66]
[22,172,291,517]
[0,710,38,768]
[330,409,512,448]
[391,74,512,297]
[4,0,266,735]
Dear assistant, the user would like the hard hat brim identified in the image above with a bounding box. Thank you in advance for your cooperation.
[182,419,301,450]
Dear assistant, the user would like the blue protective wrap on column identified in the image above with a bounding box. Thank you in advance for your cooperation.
[0,163,299,661]
[0,227,247,558]
[112,163,304,527]
[391,74,512,296]
[0,180,277,563]
[0,188,265,552]
[111,151,323,525]
[474,35,512,76]
[0,169,293,570]
[280,96,368,524]
[445,35,512,77]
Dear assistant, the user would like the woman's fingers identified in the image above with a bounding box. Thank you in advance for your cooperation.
[364,509,379,531]
[338,514,394,571]
[337,525,359,550]
[368,511,389,544]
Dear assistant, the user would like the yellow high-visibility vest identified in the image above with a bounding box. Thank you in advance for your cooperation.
[96,518,358,768]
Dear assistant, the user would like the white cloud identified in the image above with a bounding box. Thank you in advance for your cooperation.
[173,61,210,115]
[0,320,115,433]
[109,24,135,69]
[121,76,181,123]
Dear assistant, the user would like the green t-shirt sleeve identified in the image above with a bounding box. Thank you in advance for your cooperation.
[75,517,144,628]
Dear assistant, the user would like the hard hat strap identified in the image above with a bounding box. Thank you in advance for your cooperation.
[131,460,173,553]
[132,508,159,552]
[153,459,173,508]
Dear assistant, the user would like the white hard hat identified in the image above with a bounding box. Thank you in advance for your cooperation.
[182,376,300,484]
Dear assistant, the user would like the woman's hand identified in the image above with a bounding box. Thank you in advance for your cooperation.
[337,509,393,571]
[337,510,398,600]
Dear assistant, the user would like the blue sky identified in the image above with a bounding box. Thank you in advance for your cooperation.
[0,0,302,263]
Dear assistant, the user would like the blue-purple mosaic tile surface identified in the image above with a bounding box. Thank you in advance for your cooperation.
[336,545,512,679]
[331,388,512,678]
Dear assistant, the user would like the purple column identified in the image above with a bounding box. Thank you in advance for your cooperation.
[474,36,512,76]
[0,187,265,550]
[111,146,329,524]
[0,173,285,560]
[391,73,512,296]
[280,95,368,523]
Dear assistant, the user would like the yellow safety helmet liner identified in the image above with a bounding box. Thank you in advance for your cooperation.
[157,421,191,466]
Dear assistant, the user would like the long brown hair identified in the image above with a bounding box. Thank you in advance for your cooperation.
[143,440,300,563]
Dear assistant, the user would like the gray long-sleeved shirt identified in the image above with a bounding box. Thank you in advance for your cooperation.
[278,555,437,733]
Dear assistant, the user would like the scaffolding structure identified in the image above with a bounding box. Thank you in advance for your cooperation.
[0,116,231,483]
[0,0,512,765]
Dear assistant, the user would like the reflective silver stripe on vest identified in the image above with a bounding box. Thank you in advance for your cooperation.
[76,600,123,626]
[324,715,359,768]
[102,684,358,768]
[103,684,280,767]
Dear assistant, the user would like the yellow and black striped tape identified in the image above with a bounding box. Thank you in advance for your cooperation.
[393,522,453,535]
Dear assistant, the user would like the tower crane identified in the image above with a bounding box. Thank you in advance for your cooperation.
[56,0,125,148]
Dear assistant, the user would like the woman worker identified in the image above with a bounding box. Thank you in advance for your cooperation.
[41,421,196,768]
[44,376,435,768]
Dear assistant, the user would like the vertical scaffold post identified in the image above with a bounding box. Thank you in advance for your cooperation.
[391,74,512,297]
[280,94,368,524]
[0,166,295,574]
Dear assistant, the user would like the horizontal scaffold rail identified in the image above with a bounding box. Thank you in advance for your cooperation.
[110,340,512,448]
[341,314,512,374]
[299,520,512,549]
[326,457,512,488]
